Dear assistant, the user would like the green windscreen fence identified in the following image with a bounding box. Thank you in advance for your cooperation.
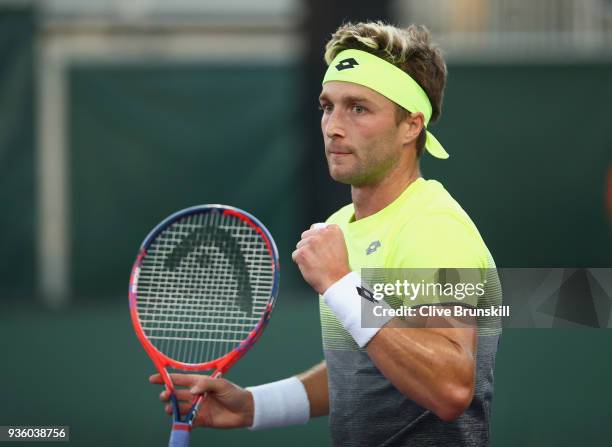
[1,44,610,301]
[0,8,35,299]
[68,63,306,299]
[67,63,612,301]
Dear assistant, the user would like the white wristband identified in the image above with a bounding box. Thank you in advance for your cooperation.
[246,377,310,430]
[323,271,393,348]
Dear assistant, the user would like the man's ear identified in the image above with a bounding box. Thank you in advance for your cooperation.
[400,112,425,145]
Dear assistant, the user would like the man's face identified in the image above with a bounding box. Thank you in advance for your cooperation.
[319,81,406,186]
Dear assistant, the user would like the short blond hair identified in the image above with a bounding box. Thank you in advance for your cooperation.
[324,22,447,154]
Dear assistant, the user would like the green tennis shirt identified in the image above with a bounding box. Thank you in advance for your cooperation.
[319,178,502,446]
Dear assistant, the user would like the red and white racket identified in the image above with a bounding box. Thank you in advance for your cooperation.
[128,205,280,447]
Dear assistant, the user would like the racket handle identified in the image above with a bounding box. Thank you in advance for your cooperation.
[312,222,327,230]
[168,422,191,447]
[185,370,223,425]
[185,392,208,425]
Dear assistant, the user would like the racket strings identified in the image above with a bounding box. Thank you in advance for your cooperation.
[136,211,274,364]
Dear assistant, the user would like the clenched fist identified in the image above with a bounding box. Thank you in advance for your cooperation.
[291,224,351,294]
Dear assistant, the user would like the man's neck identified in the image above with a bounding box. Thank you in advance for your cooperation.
[351,164,420,221]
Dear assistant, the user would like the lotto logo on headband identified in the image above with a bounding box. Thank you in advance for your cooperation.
[335,57,359,71]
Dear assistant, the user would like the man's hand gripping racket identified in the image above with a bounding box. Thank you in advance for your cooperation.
[128,205,280,447]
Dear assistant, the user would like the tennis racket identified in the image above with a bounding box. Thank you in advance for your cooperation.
[128,205,280,447]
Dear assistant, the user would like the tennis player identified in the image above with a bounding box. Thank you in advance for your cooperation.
[151,21,501,446]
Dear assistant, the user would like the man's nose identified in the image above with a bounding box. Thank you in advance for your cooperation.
[324,110,346,139]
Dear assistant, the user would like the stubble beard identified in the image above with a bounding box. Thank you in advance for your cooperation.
[327,144,400,187]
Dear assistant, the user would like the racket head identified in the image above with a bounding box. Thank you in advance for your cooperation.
[129,205,280,384]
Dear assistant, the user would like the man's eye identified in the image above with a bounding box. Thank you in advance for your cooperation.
[319,104,333,113]
[353,105,366,114]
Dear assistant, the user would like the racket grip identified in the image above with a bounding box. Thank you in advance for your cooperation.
[168,423,191,447]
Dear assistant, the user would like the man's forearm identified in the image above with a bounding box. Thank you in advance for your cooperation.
[296,361,329,417]
[366,323,476,422]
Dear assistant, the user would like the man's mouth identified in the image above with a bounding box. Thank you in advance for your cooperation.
[327,145,353,156]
